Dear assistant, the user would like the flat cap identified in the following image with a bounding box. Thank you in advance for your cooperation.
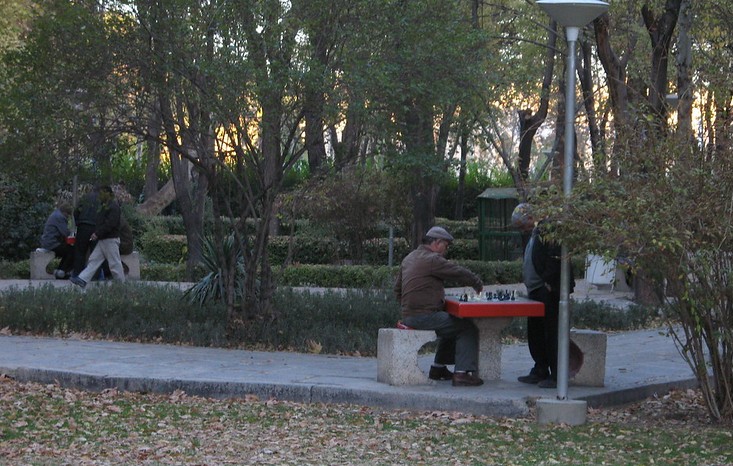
[426,226,454,242]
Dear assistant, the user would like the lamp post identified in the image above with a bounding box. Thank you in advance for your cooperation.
[535,0,609,422]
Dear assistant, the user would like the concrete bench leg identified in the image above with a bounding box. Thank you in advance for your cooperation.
[474,317,512,381]
[30,250,55,280]
[121,251,141,280]
[570,329,607,387]
[377,328,436,386]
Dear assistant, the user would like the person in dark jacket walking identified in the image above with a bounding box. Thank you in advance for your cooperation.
[511,203,574,389]
[70,186,124,287]
[394,226,485,387]
[72,186,100,277]
[39,201,74,278]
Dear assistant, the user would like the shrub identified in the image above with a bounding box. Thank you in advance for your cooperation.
[141,262,194,282]
[0,175,53,261]
[267,235,342,265]
[229,288,399,355]
[141,234,187,264]
[277,264,399,288]
[362,237,411,266]
[0,282,228,347]
[502,300,659,340]
[0,284,399,356]
[0,259,31,279]
[436,217,479,240]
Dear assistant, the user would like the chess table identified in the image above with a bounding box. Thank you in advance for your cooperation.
[444,295,545,381]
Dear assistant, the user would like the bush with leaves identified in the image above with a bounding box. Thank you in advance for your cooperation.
[0,175,54,261]
[539,139,733,425]
[295,166,410,263]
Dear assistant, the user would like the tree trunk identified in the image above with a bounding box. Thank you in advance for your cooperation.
[404,101,437,248]
[136,178,175,216]
[144,100,162,201]
[454,124,469,220]
[641,0,683,133]
[517,19,556,183]
[303,29,329,175]
[578,36,604,168]
[675,0,693,141]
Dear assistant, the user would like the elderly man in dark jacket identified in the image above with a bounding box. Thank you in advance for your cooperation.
[394,226,484,387]
[40,201,74,278]
[512,203,575,389]
[70,186,124,287]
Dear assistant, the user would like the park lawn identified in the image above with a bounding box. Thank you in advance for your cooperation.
[0,378,730,465]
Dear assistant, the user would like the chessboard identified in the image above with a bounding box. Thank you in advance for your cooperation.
[444,293,545,318]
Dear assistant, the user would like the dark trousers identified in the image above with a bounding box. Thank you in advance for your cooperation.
[527,286,560,379]
[403,311,479,372]
[72,224,96,276]
[52,243,74,272]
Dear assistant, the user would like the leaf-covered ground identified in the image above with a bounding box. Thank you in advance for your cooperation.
[0,375,730,465]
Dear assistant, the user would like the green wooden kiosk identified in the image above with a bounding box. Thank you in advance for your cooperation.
[477,187,523,261]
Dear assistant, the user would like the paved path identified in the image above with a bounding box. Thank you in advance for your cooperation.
[0,279,696,417]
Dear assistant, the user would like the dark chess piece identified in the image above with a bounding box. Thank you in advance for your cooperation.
[510,290,516,301]
[460,293,468,302]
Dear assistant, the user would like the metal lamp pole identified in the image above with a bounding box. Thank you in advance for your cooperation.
[536,0,609,401]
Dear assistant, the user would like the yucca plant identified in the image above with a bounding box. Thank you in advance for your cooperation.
[184,234,246,306]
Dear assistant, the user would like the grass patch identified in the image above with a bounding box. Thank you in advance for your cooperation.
[1,380,730,465]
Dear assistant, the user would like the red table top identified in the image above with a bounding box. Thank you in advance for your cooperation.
[444,296,545,318]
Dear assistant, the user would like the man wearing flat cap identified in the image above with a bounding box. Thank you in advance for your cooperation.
[394,226,485,386]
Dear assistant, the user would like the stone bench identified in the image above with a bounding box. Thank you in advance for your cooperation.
[569,329,607,387]
[376,323,608,387]
[30,249,141,280]
[377,326,437,386]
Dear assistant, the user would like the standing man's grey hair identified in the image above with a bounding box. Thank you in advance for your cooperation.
[511,203,534,232]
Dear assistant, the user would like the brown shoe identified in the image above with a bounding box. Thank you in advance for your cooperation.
[429,366,454,381]
[452,371,484,387]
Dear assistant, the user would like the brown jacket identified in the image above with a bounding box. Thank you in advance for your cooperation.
[394,245,483,318]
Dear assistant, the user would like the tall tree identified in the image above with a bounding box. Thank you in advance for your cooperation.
[357,0,489,246]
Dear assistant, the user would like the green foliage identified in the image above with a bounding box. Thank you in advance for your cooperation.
[109,138,149,202]
[361,238,411,266]
[140,262,193,282]
[276,261,522,289]
[229,288,399,355]
[0,284,398,356]
[537,138,733,423]
[436,217,479,240]
[0,259,30,279]
[0,283,658,360]
[267,235,342,265]
[0,0,117,183]
[0,174,53,261]
[144,216,187,236]
[184,234,245,306]
[436,162,514,219]
[277,265,399,289]
[503,301,660,340]
[140,234,187,264]
[0,283,227,347]
[296,166,401,262]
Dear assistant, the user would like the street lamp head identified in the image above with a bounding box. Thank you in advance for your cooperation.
[536,0,609,28]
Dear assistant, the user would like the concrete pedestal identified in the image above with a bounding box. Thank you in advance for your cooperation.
[536,399,587,426]
[474,317,512,380]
